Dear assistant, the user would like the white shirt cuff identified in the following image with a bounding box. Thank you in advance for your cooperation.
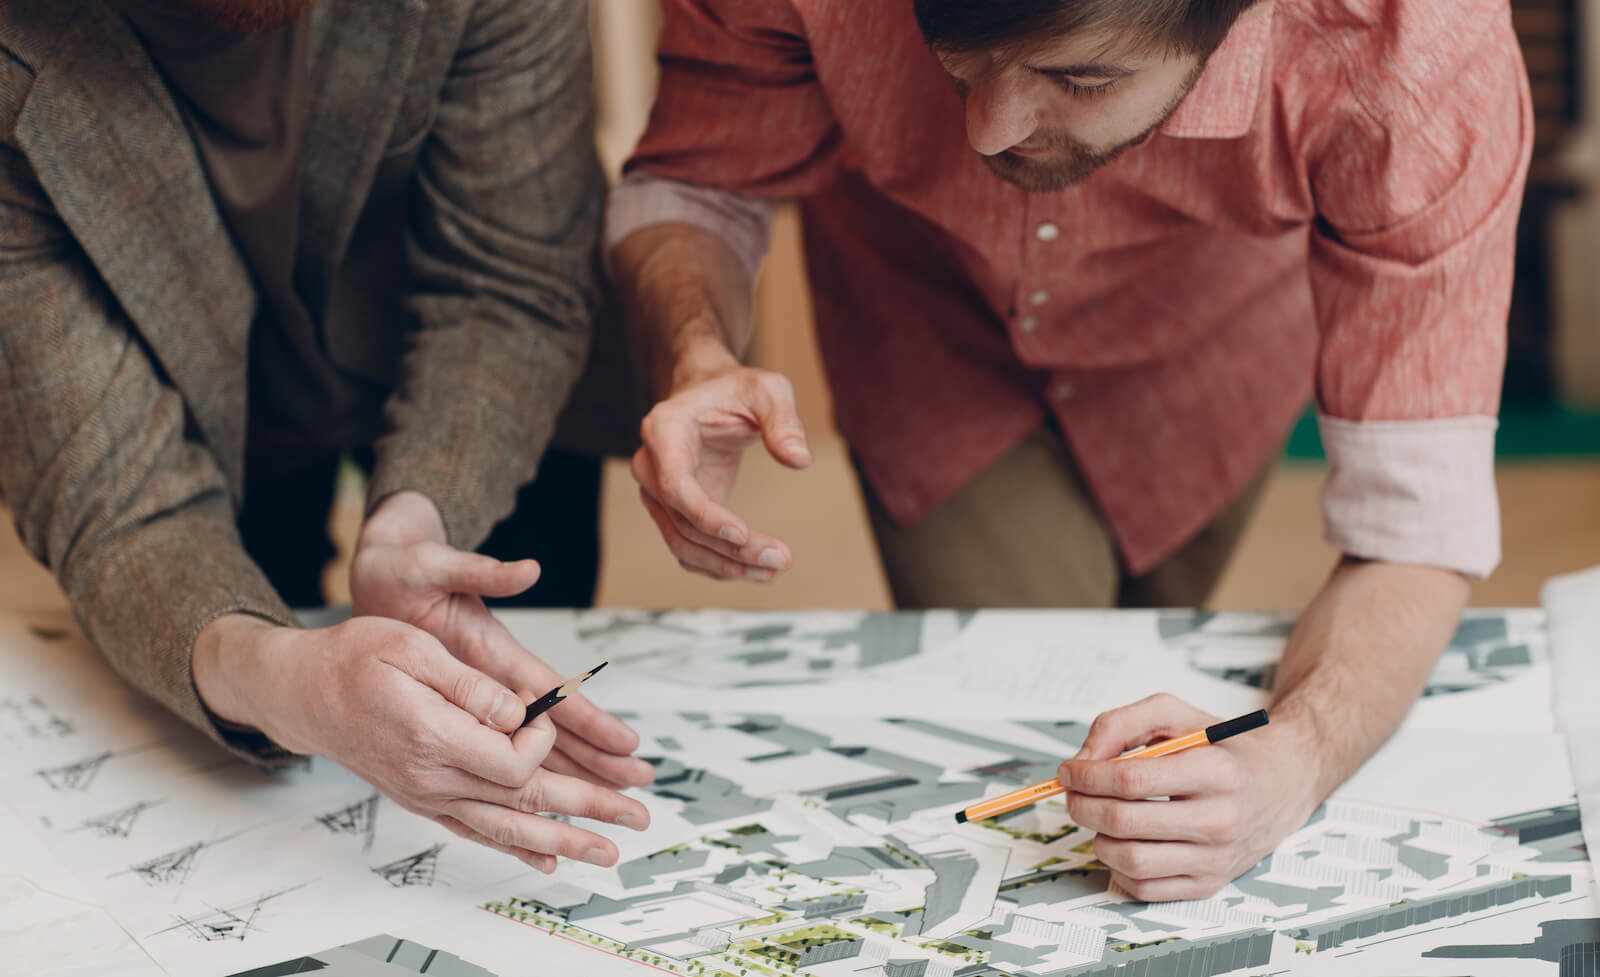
[1320,413,1501,580]
[604,170,776,281]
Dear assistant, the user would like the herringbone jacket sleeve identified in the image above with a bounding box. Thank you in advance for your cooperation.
[0,79,298,765]
[366,0,602,548]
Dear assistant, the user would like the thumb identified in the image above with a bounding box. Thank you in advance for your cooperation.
[430,548,541,599]
[749,374,812,469]
[400,634,527,733]
[1077,693,1213,761]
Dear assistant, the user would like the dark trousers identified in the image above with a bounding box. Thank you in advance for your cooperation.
[236,448,602,608]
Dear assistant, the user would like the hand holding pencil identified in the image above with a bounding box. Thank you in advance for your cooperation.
[964,694,1317,903]
[954,708,1269,824]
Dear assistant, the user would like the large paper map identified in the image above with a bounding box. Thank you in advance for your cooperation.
[0,607,1593,977]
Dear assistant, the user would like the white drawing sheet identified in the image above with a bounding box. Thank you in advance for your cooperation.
[0,607,1592,977]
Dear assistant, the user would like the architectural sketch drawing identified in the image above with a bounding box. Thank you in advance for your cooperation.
[317,792,380,852]
[122,841,207,887]
[484,713,1595,977]
[1157,609,1547,696]
[373,843,446,888]
[76,799,163,839]
[228,933,499,976]
[0,694,75,742]
[35,750,113,792]
[154,884,309,944]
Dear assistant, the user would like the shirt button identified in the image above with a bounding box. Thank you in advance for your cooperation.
[1036,222,1060,242]
[1020,315,1039,333]
[1052,381,1075,401]
[1030,290,1049,306]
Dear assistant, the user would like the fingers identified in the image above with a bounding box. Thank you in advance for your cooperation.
[435,814,556,874]
[429,548,541,600]
[745,373,812,470]
[1094,835,1227,884]
[393,634,526,734]
[433,713,557,790]
[639,489,783,582]
[443,797,623,868]
[459,766,651,833]
[1059,746,1243,802]
[632,428,750,547]
[1109,871,1224,903]
[1067,792,1244,846]
[1075,694,1219,761]
[545,719,658,788]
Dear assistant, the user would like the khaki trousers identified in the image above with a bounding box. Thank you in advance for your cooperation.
[861,425,1269,609]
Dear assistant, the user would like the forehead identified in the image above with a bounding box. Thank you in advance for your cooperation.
[937,27,1172,79]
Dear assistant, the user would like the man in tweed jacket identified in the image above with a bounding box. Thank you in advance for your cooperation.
[0,0,653,870]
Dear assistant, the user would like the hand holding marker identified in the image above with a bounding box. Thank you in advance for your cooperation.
[954,709,1269,824]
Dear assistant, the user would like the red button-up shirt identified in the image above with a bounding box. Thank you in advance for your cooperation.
[610,0,1532,577]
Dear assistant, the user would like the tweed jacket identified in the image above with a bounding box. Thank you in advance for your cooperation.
[0,0,604,760]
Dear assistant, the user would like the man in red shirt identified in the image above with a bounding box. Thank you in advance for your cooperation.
[608,0,1531,898]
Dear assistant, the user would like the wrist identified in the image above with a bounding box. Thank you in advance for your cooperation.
[663,323,741,398]
[192,613,279,731]
[359,490,447,550]
[1261,699,1343,807]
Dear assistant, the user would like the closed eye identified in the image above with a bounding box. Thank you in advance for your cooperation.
[1043,73,1120,99]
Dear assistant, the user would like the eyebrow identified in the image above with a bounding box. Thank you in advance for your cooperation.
[1027,63,1136,80]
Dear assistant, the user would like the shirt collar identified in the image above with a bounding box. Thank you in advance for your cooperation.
[1159,2,1274,139]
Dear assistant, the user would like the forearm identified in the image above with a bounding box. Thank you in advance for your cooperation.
[610,223,758,399]
[1272,557,1469,799]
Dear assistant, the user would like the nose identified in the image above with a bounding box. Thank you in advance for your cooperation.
[965,75,1040,156]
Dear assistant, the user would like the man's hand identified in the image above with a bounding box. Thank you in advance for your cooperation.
[192,614,650,873]
[351,491,655,790]
[632,364,813,582]
[1057,694,1320,902]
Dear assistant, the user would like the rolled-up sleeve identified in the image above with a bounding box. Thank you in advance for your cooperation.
[604,0,841,273]
[605,171,775,280]
[1305,2,1532,579]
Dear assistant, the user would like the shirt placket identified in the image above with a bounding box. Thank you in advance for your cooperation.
[1017,197,1076,407]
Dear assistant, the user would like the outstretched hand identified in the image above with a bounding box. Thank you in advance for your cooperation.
[351,491,655,790]
[632,365,812,582]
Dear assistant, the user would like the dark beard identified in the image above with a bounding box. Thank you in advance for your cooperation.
[981,61,1207,193]
[139,0,316,31]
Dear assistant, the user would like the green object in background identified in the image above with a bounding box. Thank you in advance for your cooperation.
[1283,406,1600,461]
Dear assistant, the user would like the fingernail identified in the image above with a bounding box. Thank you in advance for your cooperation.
[584,848,612,867]
[1057,767,1071,788]
[746,568,775,583]
[492,691,523,731]
[758,548,784,569]
[784,438,811,459]
[719,525,747,546]
[616,812,645,830]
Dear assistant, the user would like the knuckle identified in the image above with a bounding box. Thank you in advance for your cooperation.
[516,781,550,815]
[1101,804,1136,839]
[1214,754,1246,792]
[1122,877,1153,902]
[1211,809,1244,844]
[1112,764,1146,797]
[491,820,521,850]
[1118,846,1149,879]
[1193,876,1226,900]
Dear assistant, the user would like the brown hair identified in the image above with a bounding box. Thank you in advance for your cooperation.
[913,0,1257,59]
